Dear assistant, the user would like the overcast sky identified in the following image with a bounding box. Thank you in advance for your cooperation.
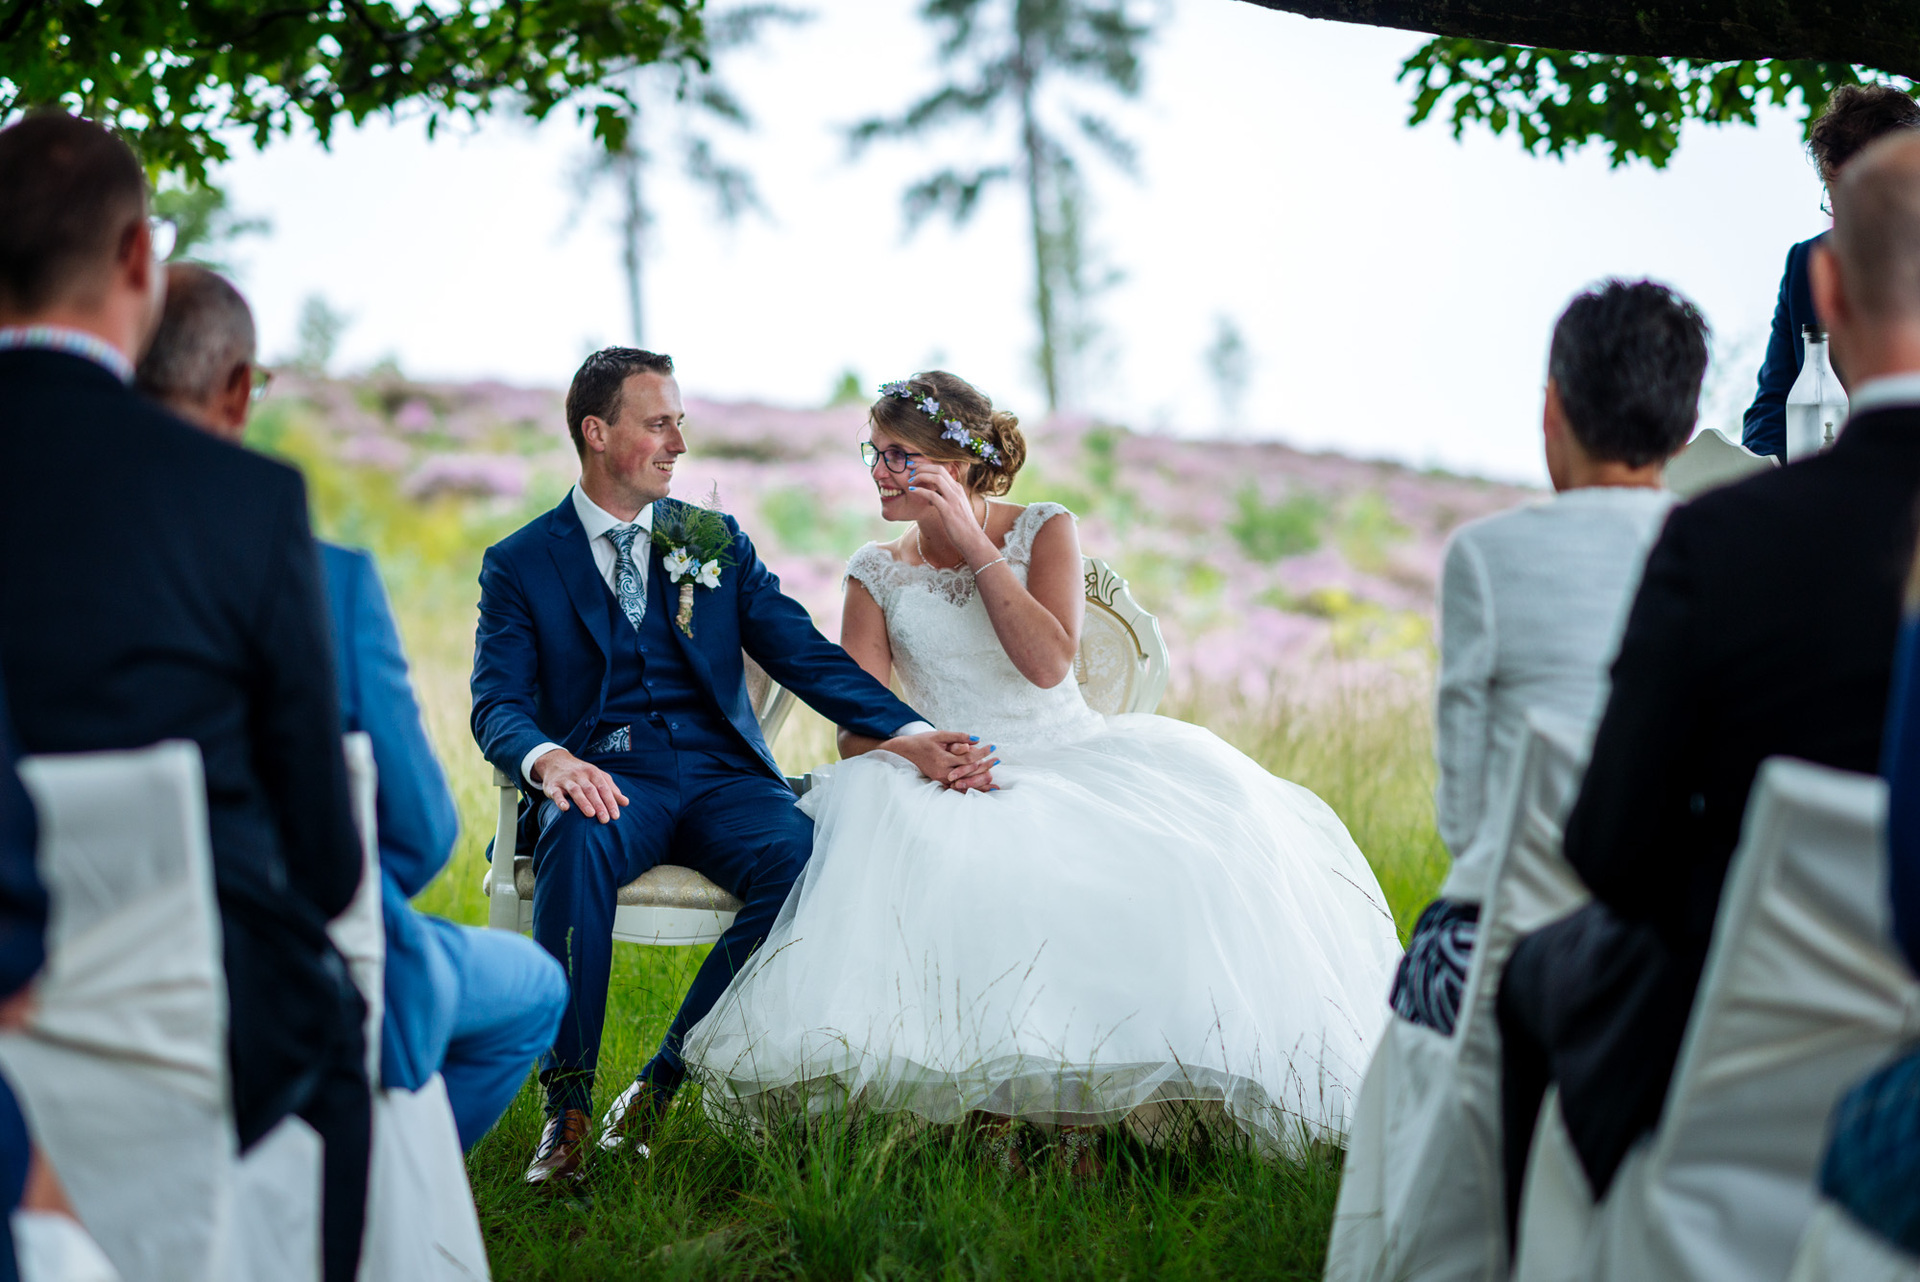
[212,0,1829,484]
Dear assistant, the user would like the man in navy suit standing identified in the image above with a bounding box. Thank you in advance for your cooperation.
[472,348,992,1185]
[137,263,569,1150]
[1742,86,1919,459]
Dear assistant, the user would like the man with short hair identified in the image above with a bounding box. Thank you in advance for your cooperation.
[0,114,369,1282]
[1396,280,1699,1039]
[472,347,992,1185]
[134,261,259,439]
[139,264,570,1150]
[1499,131,1920,1230]
[1742,84,1920,460]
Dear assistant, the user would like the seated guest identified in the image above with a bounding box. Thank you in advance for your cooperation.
[137,263,567,1148]
[0,680,47,1282]
[1742,85,1920,460]
[1499,131,1920,1233]
[1395,280,1695,1036]
[0,116,368,1282]
[1812,549,1920,1256]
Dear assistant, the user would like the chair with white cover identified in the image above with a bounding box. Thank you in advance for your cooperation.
[1664,428,1777,500]
[1327,712,1592,1282]
[483,554,1171,946]
[228,735,490,1282]
[1787,1200,1920,1282]
[0,741,228,1282]
[1513,758,1920,1282]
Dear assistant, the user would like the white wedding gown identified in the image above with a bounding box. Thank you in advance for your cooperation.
[683,503,1403,1150]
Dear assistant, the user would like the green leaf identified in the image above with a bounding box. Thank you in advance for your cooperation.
[1397,38,1900,169]
[0,0,710,181]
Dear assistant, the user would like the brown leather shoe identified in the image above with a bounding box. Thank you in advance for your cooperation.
[525,1109,590,1188]
[598,1079,669,1154]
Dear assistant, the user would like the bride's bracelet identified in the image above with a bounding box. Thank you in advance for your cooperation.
[971,555,1007,577]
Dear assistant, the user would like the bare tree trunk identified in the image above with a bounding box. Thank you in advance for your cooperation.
[1017,48,1060,412]
[1232,0,1920,78]
[617,140,646,347]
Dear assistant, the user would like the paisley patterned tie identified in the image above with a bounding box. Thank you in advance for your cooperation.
[606,523,646,630]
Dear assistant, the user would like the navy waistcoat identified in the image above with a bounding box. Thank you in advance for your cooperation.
[592,555,748,764]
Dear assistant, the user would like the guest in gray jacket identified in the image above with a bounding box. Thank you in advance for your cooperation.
[1391,279,1708,1035]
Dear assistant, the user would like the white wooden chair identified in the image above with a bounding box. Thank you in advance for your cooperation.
[228,735,490,1282]
[482,554,1170,947]
[1327,712,1592,1282]
[0,741,228,1282]
[1664,427,1776,500]
[1788,1200,1920,1282]
[1513,758,1920,1282]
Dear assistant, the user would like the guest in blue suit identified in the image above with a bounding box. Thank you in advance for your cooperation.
[1742,86,1919,460]
[1816,574,1920,1255]
[0,680,46,1282]
[472,348,993,1186]
[137,264,567,1149]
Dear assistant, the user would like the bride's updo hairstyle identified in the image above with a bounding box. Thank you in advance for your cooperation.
[869,370,1027,497]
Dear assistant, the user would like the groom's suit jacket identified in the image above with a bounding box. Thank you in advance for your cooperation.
[472,493,921,840]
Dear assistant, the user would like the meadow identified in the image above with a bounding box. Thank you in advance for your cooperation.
[256,375,1530,1279]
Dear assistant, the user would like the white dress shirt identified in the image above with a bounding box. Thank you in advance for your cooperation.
[1848,371,1920,417]
[521,484,931,784]
[1433,486,1676,901]
[0,324,134,383]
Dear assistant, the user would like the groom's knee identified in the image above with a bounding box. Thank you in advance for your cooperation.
[536,799,635,874]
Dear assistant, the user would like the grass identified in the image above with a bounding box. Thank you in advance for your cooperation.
[281,428,1449,1280]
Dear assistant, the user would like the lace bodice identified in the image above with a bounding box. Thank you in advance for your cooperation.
[847,502,1106,748]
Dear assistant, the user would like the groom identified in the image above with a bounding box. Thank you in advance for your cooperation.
[472,348,990,1185]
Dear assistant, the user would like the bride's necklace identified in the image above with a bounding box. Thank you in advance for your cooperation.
[915,500,989,572]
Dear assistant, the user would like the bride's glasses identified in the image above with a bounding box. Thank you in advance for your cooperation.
[860,442,926,474]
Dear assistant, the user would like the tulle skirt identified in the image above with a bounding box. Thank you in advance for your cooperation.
[682,714,1403,1151]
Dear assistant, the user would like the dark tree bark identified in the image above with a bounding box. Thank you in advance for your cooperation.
[1234,2,1920,81]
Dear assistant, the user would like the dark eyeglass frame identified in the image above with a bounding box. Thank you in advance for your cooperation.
[249,366,275,402]
[860,441,929,473]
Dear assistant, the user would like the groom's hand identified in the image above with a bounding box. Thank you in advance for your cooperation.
[530,748,630,823]
[884,731,997,791]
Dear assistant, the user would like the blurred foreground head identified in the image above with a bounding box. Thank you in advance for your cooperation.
[1542,280,1709,492]
[1814,132,1920,384]
[137,263,258,442]
[0,113,163,358]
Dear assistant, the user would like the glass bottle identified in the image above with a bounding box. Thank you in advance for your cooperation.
[1785,325,1848,461]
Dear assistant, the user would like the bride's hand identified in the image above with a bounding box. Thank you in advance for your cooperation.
[906,461,997,566]
[883,730,999,791]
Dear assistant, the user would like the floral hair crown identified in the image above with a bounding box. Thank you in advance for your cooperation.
[877,380,1004,466]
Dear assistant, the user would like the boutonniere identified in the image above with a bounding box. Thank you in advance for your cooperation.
[650,487,736,638]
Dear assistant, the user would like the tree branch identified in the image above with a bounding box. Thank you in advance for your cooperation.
[1233,1,1920,81]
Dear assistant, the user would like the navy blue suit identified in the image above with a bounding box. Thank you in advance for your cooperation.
[1741,233,1824,461]
[471,494,922,1113]
[0,681,44,1282]
[322,545,565,1146]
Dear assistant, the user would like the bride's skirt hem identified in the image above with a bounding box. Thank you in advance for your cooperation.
[688,1053,1355,1157]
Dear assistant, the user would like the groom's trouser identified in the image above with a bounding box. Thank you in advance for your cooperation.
[530,748,811,1117]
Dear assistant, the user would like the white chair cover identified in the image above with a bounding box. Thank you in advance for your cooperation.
[0,742,229,1282]
[1787,1200,1920,1282]
[227,734,490,1281]
[1327,713,1592,1282]
[360,1077,488,1280]
[1517,758,1920,1282]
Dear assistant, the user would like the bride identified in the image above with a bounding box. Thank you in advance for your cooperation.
[683,371,1402,1162]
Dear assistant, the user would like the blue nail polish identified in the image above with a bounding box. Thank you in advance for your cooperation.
[969,736,979,742]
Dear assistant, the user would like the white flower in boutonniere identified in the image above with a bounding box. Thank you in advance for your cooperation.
[650,488,736,638]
